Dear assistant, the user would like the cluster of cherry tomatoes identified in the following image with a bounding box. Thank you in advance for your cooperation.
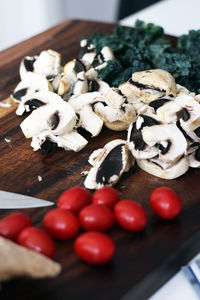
[0,186,182,265]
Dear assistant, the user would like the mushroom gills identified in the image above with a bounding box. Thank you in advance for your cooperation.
[188,142,200,168]
[142,123,187,165]
[127,115,160,159]
[84,139,133,189]
[31,130,88,152]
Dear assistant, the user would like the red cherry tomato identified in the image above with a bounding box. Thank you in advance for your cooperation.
[74,232,115,265]
[92,187,120,209]
[17,227,55,258]
[43,208,80,240]
[114,200,147,232]
[58,186,91,214]
[0,213,32,241]
[79,204,115,232]
[150,187,182,219]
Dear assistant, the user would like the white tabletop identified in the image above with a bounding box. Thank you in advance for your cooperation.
[120,0,200,36]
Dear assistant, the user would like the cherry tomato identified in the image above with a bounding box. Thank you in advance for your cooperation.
[79,204,115,232]
[150,187,182,219]
[17,227,55,258]
[74,232,115,265]
[92,187,120,209]
[114,200,147,232]
[0,213,32,241]
[58,186,91,214]
[43,208,80,240]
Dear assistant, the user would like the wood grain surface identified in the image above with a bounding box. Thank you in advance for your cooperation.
[0,20,200,300]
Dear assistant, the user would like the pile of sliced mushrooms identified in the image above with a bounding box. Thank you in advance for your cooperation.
[12,41,200,189]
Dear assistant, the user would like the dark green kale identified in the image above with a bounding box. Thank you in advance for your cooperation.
[80,20,200,93]
[178,30,200,92]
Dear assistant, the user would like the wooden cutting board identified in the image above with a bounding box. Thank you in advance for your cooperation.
[0,19,200,300]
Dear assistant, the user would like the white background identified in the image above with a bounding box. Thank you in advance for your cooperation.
[0,0,120,51]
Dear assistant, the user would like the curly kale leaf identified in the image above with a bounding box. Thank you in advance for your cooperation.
[153,53,191,78]
[97,60,123,86]
[178,30,200,62]
[80,20,200,93]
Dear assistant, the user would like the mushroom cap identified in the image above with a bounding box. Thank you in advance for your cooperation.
[132,69,177,97]
[94,102,136,131]
[137,156,189,179]
[119,69,177,104]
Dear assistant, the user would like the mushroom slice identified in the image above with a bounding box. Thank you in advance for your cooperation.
[94,102,136,131]
[31,130,88,152]
[176,84,190,96]
[137,156,189,179]
[79,39,97,70]
[68,92,104,137]
[132,69,177,97]
[154,99,182,123]
[187,142,200,168]
[33,49,61,77]
[19,50,61,79]
[142,123,187,165]
[62,59,88,99]
[19,55,38,80]
[84,139,132,189]
[127,114,160,159]
[13,73,52,115]
[93,87,137,131]
[73,71,88,96]
[88,79,110,95]
[175,94,200,141]
[20,93,76,138]
[101,46,114,61]
[119,69,177,104]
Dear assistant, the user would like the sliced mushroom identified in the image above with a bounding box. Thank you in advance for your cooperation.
[62,59,88,99]
[20,92,76,138]
[127,114,160,159]
[88,79,110,95]
[79,39,97,70]
[142,123,187,166]
[94,102,136,131]
[20,50,61,80]
[13,73,52,115]
[119,69,177,104]
[174,95,200,141]
[19,55,38,80]
[93,87,137,131]
[31,130,88,152]
[154,99,182,123]
[84,139,133,189]
[68,92,104,137]
[33,49,61,77]
[73,71,88,96]
[137,156,189,179]
[187,142,200,168]
[101,46,114,61]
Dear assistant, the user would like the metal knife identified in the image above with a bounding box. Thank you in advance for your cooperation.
[0,190,54,209]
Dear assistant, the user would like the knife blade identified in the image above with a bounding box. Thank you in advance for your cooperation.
[0,190,54,209]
